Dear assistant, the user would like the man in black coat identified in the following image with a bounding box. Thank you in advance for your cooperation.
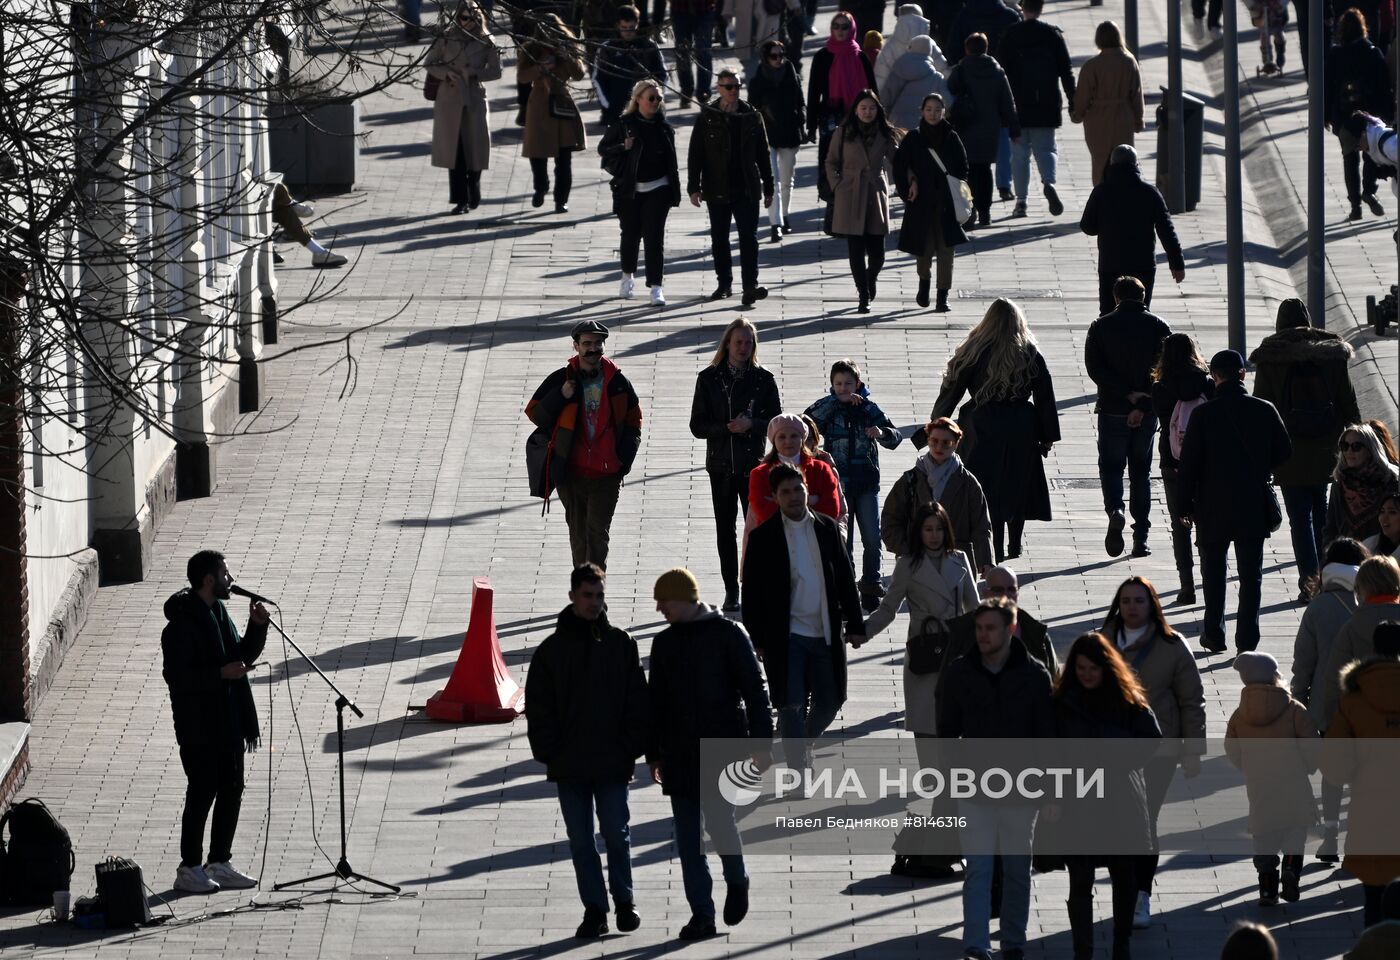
[161,550,269,894]
[939,564,1058,683]
[1179,350,1293,654]
[946,0,1021,63]
[1080,145,1187,315]
[647,568,773,941]
[939,598,1056,960]
[594,5,667,126]
[688,69,774,307]
[1085,276,1173,559]
[741,464,865,770]
[996,0,1075,218]
[526,564,650,938]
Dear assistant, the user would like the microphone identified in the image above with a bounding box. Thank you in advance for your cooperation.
[229,584,277,606]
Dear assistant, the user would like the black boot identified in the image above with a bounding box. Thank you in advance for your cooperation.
[867,271,878,303]
[1259,870,1280,907]
[1067,896,1094,960]
[916,276,931,308]
[935,288,949,312]
[1281,856,1302,901]
[466,173,481,210]
[576,906,609,938]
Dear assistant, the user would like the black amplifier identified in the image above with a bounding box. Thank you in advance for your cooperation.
[94,858,152,927]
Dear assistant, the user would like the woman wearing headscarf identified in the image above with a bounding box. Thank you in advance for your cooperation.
[808,11,878,202]
[1070,20,1144,186]
[748,40,807,242]
[519,14,587,213]
[825,90,899,312]
[427,1,502,214]
[894,93,967,312]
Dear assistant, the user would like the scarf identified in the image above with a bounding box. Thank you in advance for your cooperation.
[825,14,867,114]
[1339,459,1395,529]
[917,451,960,502]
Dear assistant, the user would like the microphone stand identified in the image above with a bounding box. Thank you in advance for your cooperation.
[266,615,400,893]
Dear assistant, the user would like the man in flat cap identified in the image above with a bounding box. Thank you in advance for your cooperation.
[526,321,644,568]
[1178,349,1292,655]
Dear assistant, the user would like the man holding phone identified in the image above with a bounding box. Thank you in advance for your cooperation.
[161,549,270,893]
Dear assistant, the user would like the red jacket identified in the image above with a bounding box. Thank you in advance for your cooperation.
[746,455,843,526]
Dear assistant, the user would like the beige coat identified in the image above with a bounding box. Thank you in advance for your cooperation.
[1070,47,1144,185]
[427,32,502,171]
[1105,618,1207,741]
[824,125,896,236]
[864,550,979,735]
[518,40,587,158]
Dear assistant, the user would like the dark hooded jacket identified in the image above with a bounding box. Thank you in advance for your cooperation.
[946,0,1022,63]
[1080,159,1186,280]
[161,590,268,751]
[525,606,649,783]
[1249,298,1361,487]
[996,15,1075,128]
[946,52,1019,163]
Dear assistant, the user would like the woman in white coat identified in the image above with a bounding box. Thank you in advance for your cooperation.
[875,3,947,91]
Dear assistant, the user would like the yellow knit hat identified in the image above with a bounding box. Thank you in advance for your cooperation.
[654,568,701,603]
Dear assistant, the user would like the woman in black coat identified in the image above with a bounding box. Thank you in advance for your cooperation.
[598,78,681,305]
[1048,631,1161,960]
[1324,7,1392,220]
[808,11,878,201]
[894,93,968,312]
[930,297,1060,562]
[748,40,807,242]
[1150,333,1214,606]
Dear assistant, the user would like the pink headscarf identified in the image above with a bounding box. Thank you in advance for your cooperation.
[824,10,867,116]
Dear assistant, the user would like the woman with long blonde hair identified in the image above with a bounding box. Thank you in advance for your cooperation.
[928,298,1060,561]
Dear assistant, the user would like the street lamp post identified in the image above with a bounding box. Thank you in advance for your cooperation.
[1125,0,1138,55]
[1223,0,1246,352]
[1307,0,1325,325]
[1167,0,1186,212]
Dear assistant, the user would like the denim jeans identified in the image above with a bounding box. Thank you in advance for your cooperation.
[1200,537,1265,651]
[1281,483,1328,587]
[670,791,747,918]
[1011,126,1058,199]
[673,13,715,98]
[1097,412,1158,541]
[844,483,883,583]
[959,801,1037,953]
[557,780,633,910]
[995,128,1012,191]
[780,633,840,766]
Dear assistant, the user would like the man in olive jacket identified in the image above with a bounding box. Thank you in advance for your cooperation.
[1179,350,1293,654]
[687,68,774,307]
[526,564,649,938]
[1249,298,1361,597]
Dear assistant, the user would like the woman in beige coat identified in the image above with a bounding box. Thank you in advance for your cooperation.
[427,2,502,214]
[518,14,587,212]
[825,90,898,313]
[1071,20,1144,186]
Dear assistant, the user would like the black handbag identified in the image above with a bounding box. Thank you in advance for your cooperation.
[907,616,950,675]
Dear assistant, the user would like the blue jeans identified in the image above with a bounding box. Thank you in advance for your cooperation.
[1098,412,1158,541]
[995,128,1012,191]
[672,13,715,97]
[1011,126,1059,199]
[780,633,840,766]
[959,802,1036,953]
[557,780,633,910]
[1281,483,1328,587]
[845,483,883,584]
[1201,537,1265,651]
[670,792,747,918]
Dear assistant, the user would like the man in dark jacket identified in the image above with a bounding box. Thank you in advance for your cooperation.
[996,0,1074,218]
[525,320,644,569]
[1179,350,1293,654]
[742,464,864,770]
[1085,276,1173,559]
[647,568,773,941]
[1080,144,1187,315]
[939,598,1055,960]
[689,319,782,610]
[671,0,717,104]
[688,69,774,307]
[526,564,649,938]
[594,6,667,125]
[161,550,269,894]
[939,565,1058,682]
[1249,298,1361,599]
[946,0,1021,63]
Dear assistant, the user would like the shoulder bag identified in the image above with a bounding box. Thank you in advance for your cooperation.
[550,86,580,120]
[906,573,959,675]
[926,142,972,223]
[424,73,441,101]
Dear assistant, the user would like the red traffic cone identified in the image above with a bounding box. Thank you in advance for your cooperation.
[425,578,525,723]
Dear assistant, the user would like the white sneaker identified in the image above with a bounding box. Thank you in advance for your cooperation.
[1133,891,1151,929]
[292,201,315,217]
[650,285,666,305]
[619,273,635,299]
[174,864,220,894]
[204,860,258,890]
[312,249,347,268]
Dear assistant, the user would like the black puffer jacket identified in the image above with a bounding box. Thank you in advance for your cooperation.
[689,362,781,475]
[598,112,682,207]
[161,590,268,750]
[748,61,807,149]
[646,606,774,797]
[1080,160,1186,278]
[525,607,649,783]
[1084,300,1172,415]
[938,637,1055,739]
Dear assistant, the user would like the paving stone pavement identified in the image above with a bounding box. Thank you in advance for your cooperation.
[4,2,1398,958]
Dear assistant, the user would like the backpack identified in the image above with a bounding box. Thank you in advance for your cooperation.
[1169,394,1207,460]
[1279,360,1336,439]
[1,799,76,905]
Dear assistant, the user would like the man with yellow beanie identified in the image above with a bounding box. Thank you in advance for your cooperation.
[646,567,773,941]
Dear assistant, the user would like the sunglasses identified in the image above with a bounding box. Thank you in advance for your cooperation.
[642,93,661,102]
[1339,440,1369,452]
[718,82,740,90]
